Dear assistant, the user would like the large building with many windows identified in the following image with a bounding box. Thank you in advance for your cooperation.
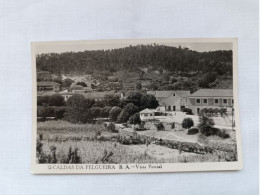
[187,89,234,115]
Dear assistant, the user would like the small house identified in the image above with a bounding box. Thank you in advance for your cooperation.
[139,108,155,121]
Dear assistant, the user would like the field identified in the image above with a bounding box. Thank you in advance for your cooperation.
[37,120,237,164]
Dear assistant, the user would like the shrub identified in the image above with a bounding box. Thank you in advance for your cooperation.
[48,94,65,106]
[54,106,66,119]
[187,127,199,135]
[155,122,165,131]
[100,106,112,118]
[129,113,141,125]
[65,94,95,123]
[109,106,122,122]
[182,118,194,129]
[217,129,230,139]
[107,122,117,133]
[182,108,193,115]
[117,110,130,123]
[123,103,138,116]
[90,107,102,120]
[198,114,215,136]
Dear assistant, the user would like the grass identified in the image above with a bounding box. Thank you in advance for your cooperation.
[37,120,236,164]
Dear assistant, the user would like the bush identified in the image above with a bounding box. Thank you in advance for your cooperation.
[107,123,117,133]
[48,94,65,106]
[187,127,199,135]
[182,118,194,129]
[182,108,193,115]
[198,115,215,136]
[117,110,130,123]
[109,106,122,122]
[217,129,230,139]
[54,106,66,119]
[123,103,138,116]
[100,106,112,118]
[155,122,165,131]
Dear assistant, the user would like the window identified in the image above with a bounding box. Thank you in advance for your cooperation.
[180,99,183,104]
[203,99,208,104]
[223,99,227,104]
[173,93,175,96]
[232,99,234,104]
[196,99,201,104]
[214,99,219,104]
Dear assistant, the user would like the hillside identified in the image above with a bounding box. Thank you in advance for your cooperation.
[36,44,233,92]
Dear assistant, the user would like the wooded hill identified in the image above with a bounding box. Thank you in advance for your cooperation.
[36,44,232,76]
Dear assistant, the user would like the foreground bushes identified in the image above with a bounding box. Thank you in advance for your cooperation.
[37,106,66,119]
[187,127,199,135]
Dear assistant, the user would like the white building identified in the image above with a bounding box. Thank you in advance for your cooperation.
[139,108,155,121]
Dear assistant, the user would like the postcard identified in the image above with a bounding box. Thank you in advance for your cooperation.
[31,38,242,174]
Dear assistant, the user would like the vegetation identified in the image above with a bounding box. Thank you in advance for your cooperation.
[109,106,122,122]
[198,114,215,136]
[123,91,159,111]
[182,118,194,129]
[187,127,199,135]
[64,94,95,123]
[36,44,232,75]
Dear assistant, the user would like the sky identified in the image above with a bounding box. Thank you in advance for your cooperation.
[33,39,233,54]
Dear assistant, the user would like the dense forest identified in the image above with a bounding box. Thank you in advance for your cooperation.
[36,44,232,76]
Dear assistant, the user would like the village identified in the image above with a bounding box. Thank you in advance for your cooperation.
[37,69,235,131]
[36,68,237,165]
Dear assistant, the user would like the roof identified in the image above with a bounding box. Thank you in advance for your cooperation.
[147,91,190,98]
[70,85,84,90]
[59,91,121,99]
[189,89,233,97]
[63,78,75,82]
[59,92,75,96]
[140,108,154,114]
[81,91,120,99]
[37,91,58,96]
[37,81,60,86]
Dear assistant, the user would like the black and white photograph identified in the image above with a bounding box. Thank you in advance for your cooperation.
[31,39,242,174]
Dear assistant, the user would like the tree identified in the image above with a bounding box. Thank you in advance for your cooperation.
[104,94,120,107]
[123,103,138,116]
[169,77,178,84]
[65,94,94,123]
[198,114,215,136]
[109,106,122,122]
[162,74,170,82]
[181,118,194,129]
[37,96,50,106]
[143,94,159,110]
[148,82,158,90]
[135,82,142,90]
[139,71,145,79]
[93,100,105,108]
[76,82,87,87]
[129,113,141,129]
[100,106,112,118]
[124,92,159,111]
[117,110,130,123]
[48,94,64,106]
[54,106,66,119]
[198,72,218,88]
[90,107,101,121]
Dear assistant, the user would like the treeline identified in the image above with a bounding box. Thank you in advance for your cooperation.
[36,44,232,75]
[37,91,159,124]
